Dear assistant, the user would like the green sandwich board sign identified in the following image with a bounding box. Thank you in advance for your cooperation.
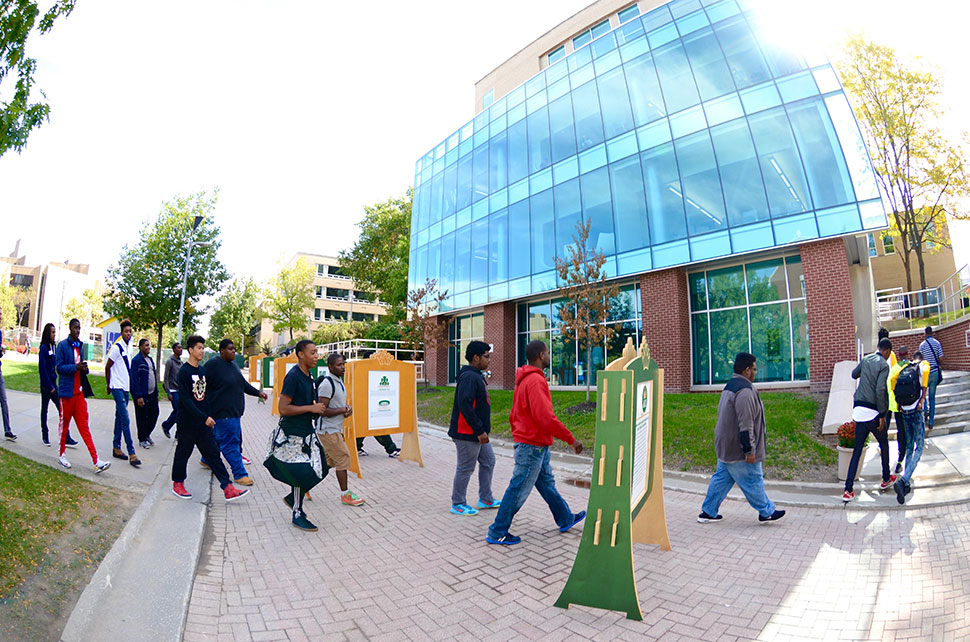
[554,337,671,620]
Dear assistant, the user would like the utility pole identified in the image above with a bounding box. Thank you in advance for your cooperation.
[176,216,212,345]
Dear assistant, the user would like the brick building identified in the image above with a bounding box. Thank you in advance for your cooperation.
[411,0,887,392]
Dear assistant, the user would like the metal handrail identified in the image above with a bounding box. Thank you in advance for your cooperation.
[876,264,970,329]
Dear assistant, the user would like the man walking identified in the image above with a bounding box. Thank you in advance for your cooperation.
[131,338,160,449]
[842,338,897,501]
[698,352,786,524]
[105,320,140,467]
[918,326,944,430]
[486,340,585,546]
[891,348,930,504]
[0,308,15,441]
[170,335,249,503]
[160,342,183,438]
[204,339,267,486]
[878,327,906,475]
[448,340,498,516]
[315,353,365,506]
[55,318,111,473]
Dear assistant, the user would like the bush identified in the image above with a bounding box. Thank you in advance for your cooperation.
[365,320,403,342]
[836,420,868,448]
[312,321,369,345]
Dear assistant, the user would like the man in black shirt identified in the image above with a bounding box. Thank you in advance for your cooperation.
[171,335,250,503]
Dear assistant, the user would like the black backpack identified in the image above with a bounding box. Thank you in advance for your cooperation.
[894,363,922,407]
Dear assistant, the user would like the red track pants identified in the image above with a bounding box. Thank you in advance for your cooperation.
[59,395,98,463]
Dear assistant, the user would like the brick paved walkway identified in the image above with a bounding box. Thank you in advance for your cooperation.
[183,399,970,642]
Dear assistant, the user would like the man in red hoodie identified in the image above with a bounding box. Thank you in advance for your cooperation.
[486,340,585,545]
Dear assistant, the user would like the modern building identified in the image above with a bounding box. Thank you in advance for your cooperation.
[409,0,889,392]
[256,253,389,348]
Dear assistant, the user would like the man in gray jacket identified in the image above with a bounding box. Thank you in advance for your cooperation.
[698,352,785,524]
[842,337,897,501]
[160,342,183,439]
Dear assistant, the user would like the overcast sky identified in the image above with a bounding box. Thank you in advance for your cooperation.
[1,0,968,293]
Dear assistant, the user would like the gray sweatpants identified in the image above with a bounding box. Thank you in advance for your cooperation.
[451,438,495,506]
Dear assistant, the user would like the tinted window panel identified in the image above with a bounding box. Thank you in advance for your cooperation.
[623,54,667,125]
[682,27,735,100]
[786,98,855,209]
[580,166,617,255]
[747,107,812,217]
[674,130,726,235]
[653,41,701,113]
[548,94,577,162]
[709,119,770,227]
[609,155,651,252]
[572,80,605,151]
[641,142,688,243]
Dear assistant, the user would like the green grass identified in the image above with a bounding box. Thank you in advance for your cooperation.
[416,386,834,480]
[0,449,105,597]
[0,361,108,399]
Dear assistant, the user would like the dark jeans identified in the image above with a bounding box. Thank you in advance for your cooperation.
[356,435,398,453]
[161,392,178,431]
[134,392,160,442]
[487,443,574,540]
[890,411,906,463]
[172,421,231,489]
[0,370,11,433]
[40,386,69,441]
[844,415,892,492]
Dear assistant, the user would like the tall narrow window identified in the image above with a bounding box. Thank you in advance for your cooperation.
[482,89,495,110]
[548,45,566,65]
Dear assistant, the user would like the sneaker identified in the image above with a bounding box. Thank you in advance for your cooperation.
[450,503,479,516]
[241,455,252,465]
[304,492,312,501]
[894,461,903,475]
[292,510,318,532]
[42,437,51,447]
[485,533,521,546]
[223,485,249,502]
[357,448,368,456]
[162,425,171,439]
[477,499,501,509]
[199,461,210,469]
[59,454,72,469]
[879,475,898,491]
[842,490,855,502]
[894,478,906,505]
[697,512,723,523]
[139,440,151,449]
[283,492,294,509]
[388,449,401,458]
[65,437,79,448]
[759,510,787,523]
[94,460,111,474]
[4,432,17,441]
[340,491,365,506]
[234,476,254,486]
[129,454,142,468]
[112,448,127,460]
[560,510,587,533]
[147,437,155,446]
[172,482,192,499]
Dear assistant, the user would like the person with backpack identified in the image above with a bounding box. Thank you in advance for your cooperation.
[314,353,365,507]
[878,328,906,475]
[890,347,930,504]
[918,326,944,429]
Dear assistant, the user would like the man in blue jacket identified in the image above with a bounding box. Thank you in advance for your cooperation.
[131,338,160,449]
[448,340,498,516]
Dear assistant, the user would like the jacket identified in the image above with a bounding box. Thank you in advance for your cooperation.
[205,356,261,420]
[713,374,767,463]
[508,365,575,447]
[163,354,182,394]
[39,343,57,392]
[448,365,491,441]
[55,339,95,399]
[852,352,890,415]
[130,352,158,400]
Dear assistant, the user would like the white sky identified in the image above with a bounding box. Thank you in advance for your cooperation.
[1,0,968,293]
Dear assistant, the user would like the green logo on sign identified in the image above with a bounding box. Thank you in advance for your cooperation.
[379,400,390,407]
[380,376,389,386]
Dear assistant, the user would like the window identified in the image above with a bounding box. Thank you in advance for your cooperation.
[867,234,877,257]
[548,46,566,65]
[327,265,349,279]
[618,4,640,24]
[482,89,495,110]
[326,287,349,299]
[882,232,895,254]
[325,310,347,321]
[315,286,323,299]
[448,312,485,382]
[351,312,370,322]
[313,309,322,321]
[316,264,325,276]
[573,19,611,50]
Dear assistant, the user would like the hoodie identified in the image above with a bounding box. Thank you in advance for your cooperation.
[508,365,575,447]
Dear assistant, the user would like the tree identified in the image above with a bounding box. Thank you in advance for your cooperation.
[9,285,30,327]
[554,219,620,403]
[311,320,370,346]
[0,283,15,332]
[104,190,228,374]
[1,1,76,158]
[63,287,104,328]
[402,278,448,378]
[838,36,970,306]
[339,190,412,320]
[265,257,314,344]
[209,277,261,355]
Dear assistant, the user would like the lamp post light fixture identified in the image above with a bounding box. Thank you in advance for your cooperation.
[176,215,212,345]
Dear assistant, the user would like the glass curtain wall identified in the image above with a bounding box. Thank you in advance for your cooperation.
[689,255,808,385]
[410,0,886,315]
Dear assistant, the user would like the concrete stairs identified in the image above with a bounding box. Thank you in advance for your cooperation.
[890,370,970,439]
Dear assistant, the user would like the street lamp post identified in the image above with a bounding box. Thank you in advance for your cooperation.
[176,216,212,345]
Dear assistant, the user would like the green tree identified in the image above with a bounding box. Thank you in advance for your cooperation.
[63,287,104,328]
[339,190,411,319]
[838,36,970,301]
[209,277,261,355]
[0,283,15,331]
[311,320,370,346]
[1,1,75,157]
[265,257,314,344]
[9,285,29,327]
[104,190,228,373]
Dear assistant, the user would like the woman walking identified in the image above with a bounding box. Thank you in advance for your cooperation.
[38,323,76,448]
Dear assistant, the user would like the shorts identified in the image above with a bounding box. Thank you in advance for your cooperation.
[318,431,351,470]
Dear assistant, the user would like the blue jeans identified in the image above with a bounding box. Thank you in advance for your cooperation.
[0,370,11,433]
[487,443,574,540]
[161,391,178,430]
[701,460,776,518]
[212,417,247,479]
[901,407,926,484]
[111,389,135,454]
[925,370,940,427]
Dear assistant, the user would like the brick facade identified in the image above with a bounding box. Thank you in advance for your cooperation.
[423,316,450,386]
[891,319,970,372]
[639,267,692,393]
[800,238,858,392]
[483,301,517,389]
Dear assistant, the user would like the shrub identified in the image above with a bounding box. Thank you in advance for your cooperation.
[836,420,869,448]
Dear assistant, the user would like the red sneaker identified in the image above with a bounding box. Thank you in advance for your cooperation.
[842,490,855,502]
[224,485,249,502]
[172,482,192,499]
[879,475,898,491]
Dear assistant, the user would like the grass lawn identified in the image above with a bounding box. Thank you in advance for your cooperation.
[416,386,835,481]
[0,361,108,399]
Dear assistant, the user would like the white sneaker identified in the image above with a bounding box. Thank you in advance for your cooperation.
[139,440,151,449]
[59,454,72,469]
[94,460,111,474]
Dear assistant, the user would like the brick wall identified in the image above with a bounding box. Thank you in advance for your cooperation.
[890,319,970,372]
[483,302,517,389]
[423,316,451,386]
[801,238,858,392]
[639,267,692,393]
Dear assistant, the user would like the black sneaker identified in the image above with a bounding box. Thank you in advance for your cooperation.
[292,510,318,532]
[283,492,294,509]
[65,437,79,448]
[357,448,368,456]
[388,448,401,458]
[4,432,17,441]
[894,461,903,475]
[893,478,906,505]
[697,512,723,523]
[42,437,51,447]
[162,425,171,439]
[758,510,786,523]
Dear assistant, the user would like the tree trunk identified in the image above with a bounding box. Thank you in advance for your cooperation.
[916,246,931,318]
[155,324,164,381]
[586,344,592,403]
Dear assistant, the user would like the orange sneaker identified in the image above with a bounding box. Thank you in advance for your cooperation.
[340,491,365,506]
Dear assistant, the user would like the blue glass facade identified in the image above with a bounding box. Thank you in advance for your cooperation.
[409,0,886,317]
